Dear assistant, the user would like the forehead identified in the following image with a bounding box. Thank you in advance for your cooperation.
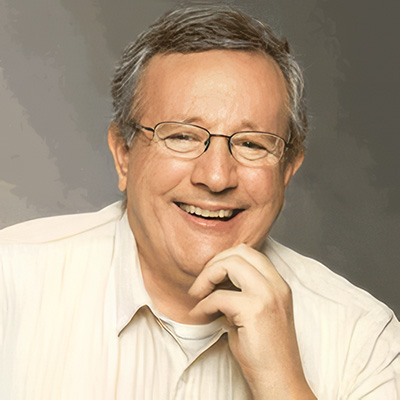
[138,50,289,133]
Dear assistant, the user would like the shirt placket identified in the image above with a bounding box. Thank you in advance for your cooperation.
[170,327,229,400]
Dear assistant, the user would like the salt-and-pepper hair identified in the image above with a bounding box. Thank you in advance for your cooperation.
[111,4,308,162]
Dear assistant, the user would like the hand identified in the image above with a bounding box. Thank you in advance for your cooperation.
[189,244,316,400]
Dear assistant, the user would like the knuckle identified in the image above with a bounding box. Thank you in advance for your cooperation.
[259,282,292,308]
[234,243,250,254]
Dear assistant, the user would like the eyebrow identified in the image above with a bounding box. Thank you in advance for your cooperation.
[176,116,264,132]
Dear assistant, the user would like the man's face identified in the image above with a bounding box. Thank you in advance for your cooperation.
[110,50,303,284]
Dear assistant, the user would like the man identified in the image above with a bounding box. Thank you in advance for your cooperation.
[1,5,399,400]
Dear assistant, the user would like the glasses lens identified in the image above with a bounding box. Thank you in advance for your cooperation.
[231,132,285,165]
[154,123,208,156]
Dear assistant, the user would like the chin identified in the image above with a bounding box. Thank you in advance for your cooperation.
[175,241,232,277]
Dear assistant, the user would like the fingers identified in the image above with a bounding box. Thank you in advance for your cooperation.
[189,253,267,299]
[208,243,273,272]
[189,289,244,322]
[189,244,287,300]
[188,261,234,298]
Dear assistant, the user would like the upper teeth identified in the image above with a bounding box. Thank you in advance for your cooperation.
[179,204,234,219]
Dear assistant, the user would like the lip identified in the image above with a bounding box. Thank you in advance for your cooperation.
[174,201,245,230]
[175,201,239,212]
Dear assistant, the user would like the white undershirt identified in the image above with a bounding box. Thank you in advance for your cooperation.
[157,314,225,358]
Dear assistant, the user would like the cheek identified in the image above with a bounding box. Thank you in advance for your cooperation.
[242,167,285,207]
[240,168,286,248]
[127,146,191,202]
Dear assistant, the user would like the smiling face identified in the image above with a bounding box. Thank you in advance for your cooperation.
[109,50,303,287]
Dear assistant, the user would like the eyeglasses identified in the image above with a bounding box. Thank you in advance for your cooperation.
[132,121,290,167]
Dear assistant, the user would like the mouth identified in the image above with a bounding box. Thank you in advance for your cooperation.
[175,202,243,221]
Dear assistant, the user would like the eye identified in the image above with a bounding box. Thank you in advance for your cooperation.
[166,132,202,142]
[238,140,266,150]
[235,137,268,152]
[163,129,205,154]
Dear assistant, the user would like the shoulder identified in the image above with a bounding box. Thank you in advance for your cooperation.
[0,202,126,317]
[264,238,400,397]
[0,202,124,245]
[264,236,393,315]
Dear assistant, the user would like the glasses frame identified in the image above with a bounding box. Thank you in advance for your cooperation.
[130,121,292,165]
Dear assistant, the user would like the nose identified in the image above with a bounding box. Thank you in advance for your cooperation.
[190,136,238,193]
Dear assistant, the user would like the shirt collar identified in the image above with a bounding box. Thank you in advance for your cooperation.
[114,211,153,335]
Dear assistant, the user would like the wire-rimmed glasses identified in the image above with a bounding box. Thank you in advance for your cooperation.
[132,121,290,167]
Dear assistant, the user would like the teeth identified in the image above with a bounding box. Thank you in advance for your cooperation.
[179,203,234,219]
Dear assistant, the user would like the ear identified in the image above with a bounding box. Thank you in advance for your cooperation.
[283,152,304,187]
[108,123,130,192]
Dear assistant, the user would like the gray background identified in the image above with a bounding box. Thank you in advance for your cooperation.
[1,0,399,316]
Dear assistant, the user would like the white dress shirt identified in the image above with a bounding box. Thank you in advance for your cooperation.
[1,202,399,399]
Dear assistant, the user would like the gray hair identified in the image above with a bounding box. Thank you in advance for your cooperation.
[111,4,308,162]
